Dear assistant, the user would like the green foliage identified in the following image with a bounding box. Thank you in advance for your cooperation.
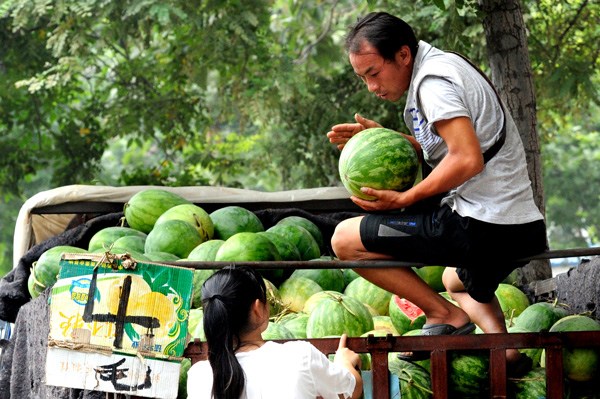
[542,111,600,248]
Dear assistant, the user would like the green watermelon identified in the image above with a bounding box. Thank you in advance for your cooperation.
[507,324,543,367]
[88,226,147,252]
[306,293,374,338]
[144,251,180,262]
[449,352,490,398]
[190,269,216,308]
[144,219,203,258]
[303,290,343,315]
[186,239,225,261]
[111,234,146,254]
[266,224,320,261]
[276,216,325,251]
[214,232,280,262]
[388,354,433,399]
[372,315,400,335]
[187,308,205,340]
[512,367,546,399]
[413,266,446,292]
[278,276,323,313]
[338,127,419,200]
[210,206,264,240]
[402,329,431,372]
[343,269,361,287]
[290,268,345,292]
[178,357,192,399]
[514,301,569,332]
[32,245,88,295]
[388,295,426,334]
[344,276,393,316]
[262,322,295,340]
[278,312,309,339]
[154,203,214,242]
[124,189,191,233]
[495,283,530,319]
[548,314,600,382]
[28,268,45,299]
[258,231,301,261]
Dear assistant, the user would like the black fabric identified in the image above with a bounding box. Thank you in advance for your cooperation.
[0,212,124,323]
[361,205,547,303]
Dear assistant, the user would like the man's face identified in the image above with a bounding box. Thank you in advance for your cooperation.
[349,41,412,102]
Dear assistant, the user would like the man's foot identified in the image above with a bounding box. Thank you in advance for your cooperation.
[397,322,476,361]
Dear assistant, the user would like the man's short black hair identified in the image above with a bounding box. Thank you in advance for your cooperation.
[345,12,419,61]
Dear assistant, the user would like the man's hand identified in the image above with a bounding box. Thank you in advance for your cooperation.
[350,187,410,211]
[327,113,381,150]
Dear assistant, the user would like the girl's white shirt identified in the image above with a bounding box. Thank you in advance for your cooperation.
[187,340,356,399]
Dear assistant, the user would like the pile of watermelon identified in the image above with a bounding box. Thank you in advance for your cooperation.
[25,188,600,397]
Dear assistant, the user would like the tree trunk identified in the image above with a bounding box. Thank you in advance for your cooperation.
[478,0,552,283]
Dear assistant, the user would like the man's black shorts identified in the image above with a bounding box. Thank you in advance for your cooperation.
[359,205,547,303]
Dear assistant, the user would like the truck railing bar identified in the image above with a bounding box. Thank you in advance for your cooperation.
[168,246,600,270]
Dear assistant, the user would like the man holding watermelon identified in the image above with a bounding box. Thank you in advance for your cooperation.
[327,12,546,375]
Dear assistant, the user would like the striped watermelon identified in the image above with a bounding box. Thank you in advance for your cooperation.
[344,276,393,316]
[388,354,432,399]
[338,127,419,200]
[306,293,374,338]
[278,276,323,313]
[124,189,191,233]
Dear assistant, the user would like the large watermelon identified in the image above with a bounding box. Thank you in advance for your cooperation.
[210,206,264,240]
[387,355,433,399]
[258,231,301,261]
[276,216,325,251]
[187,308,205,340]
[449,352,490,398]
[88,226,147,252]
[124,189,191,233]
[290,268,345,292]
[302,290,343,315]
[512,367,546,399]
[111,234,147,254]
[214,232,280,262]
[154,203,214,242]
[344,276,393,316]
[30,245,88,298]
[306,293,373,338]
[144,219,203,258]
[514,301,569,332]
[278,276,323,313]
[278,312,309,339]
[338,127,419,200]
[388,295,426,334]
[190,269,216,309]
[548,314,600,382]
[413,266,446,292]
[186,239,225,261]
[262,322,295,340]
[495,283,530,319]
[266,224,320,261]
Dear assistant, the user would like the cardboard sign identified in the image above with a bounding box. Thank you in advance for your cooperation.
[45,253,194,398]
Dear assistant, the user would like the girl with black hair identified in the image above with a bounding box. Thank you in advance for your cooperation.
[187,266,363,399]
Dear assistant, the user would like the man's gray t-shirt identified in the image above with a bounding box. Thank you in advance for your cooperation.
[404,41,543,225]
